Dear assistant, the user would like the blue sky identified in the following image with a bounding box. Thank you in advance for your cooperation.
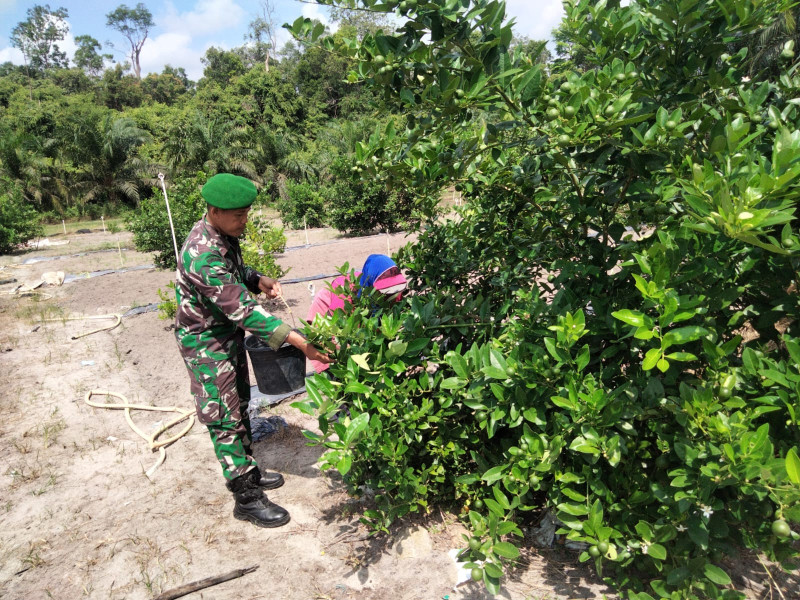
[0,0,565,81]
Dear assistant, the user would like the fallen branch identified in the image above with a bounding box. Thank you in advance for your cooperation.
[153,565,258,600]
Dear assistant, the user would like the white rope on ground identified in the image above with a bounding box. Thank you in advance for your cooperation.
[84,390,195,479]
[42,313,122,339]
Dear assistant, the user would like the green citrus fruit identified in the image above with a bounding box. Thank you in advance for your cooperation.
[548,97,559,107]
[665,120,677,130]
[783,238,795,248]
[546,107,559,119]
[519,440,528,451]
[597,541,609,554]
[469,537,482,551]
[471,567,483,581]
[769,120,780,130]
[473,498,484,509]
[605,105,616,116]
[374,55,385,65]
[772,519,791,538]
[475,410,488,422]
[564,106,576,117]
[455,88,465,98]
[628,71,639,79]
[589,545,601,557]
[557,134,571,146]
[615,72,626,81]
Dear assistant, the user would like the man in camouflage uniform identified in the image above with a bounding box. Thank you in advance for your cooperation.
[175,173,330,528]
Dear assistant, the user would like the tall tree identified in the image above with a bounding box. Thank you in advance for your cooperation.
[246,0,278,72]
[10,4,70,73]
[73,35,112,77]
[106,3,154,80]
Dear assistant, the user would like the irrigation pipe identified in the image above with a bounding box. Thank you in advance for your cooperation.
[43,313,122,339]
[85,390,195,479]
[158,173,180,268]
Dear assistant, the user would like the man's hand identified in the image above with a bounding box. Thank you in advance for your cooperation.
[303,343,333,365]
[258,276,282,299]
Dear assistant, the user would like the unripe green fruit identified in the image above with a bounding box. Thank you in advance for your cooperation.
[475,410,488,422]
[455,88,465,98]
[473,498,484,509]
[665,120,677,130]
[615,72,626,81]
[557,134,571,146]
[769,120,779,130]
[783,238,795,248]
[564,106,576,117]
[547,107,559,119]
[589,545,601,557]
[772,519,791,538]
[628,71,639,79]
[469,537,481,551]
[605,105,616,116]
[471,567,483,581]
[548,97,559,107]
[752,113,763,123]
[597,541,609,554]
[374,55,385,66]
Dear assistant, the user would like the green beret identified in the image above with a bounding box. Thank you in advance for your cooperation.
[201,173,257,209]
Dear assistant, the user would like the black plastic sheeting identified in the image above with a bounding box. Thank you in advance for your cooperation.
[63,264,154,283]
[22,247,132,265]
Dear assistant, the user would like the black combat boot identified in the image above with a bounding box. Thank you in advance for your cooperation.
[226,473,290,528]
[247,466,284,490]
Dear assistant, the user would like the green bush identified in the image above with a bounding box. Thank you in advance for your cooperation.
[127,173,206,269]
[324,157,418,235]
[291,0,800,597]
[240,215,288,279]
[0,186,43,254]
[157,282,178,320]
[276,179,327,229]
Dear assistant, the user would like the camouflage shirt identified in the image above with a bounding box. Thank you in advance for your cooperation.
[175,215,291,360]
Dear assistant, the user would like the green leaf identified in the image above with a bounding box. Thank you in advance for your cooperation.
[482,464,507,483]
[345,381,371,394]
[336,453,352,476]
[703,563,732,586]
[786,448,800,484]
[351,353,370,370]
[343,412,370,445]
[387,340,408,357]
[440,377,467,390]
[612,309,647,327]
[482,365,507,379]
[646,543,667,560]
[642,348,661,370]
[663,326,708,346]
[491,541,520,559]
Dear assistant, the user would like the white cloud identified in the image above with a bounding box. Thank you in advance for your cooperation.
[301,2,338,34]
[140,31,205,80]
[0,45,23,64]
[160,0,248,37]
[505,0,565,41]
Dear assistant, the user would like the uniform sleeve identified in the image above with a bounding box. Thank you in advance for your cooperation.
[187,251,291,350]
[243,266,263,295]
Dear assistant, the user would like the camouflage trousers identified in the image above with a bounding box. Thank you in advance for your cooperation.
[180,333,257,481]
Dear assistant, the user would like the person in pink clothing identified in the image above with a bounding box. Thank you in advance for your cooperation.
[306,254,408,374]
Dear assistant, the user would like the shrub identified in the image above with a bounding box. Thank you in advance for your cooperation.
[324,157,418,235]
[127,173,206,269]
[0,186,43,254]
[291,0,800,597]
[276,179,326,229]
[240,215,288,279]
[157,282,177,320]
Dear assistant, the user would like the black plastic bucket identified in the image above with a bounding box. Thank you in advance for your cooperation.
[244,335,306,394]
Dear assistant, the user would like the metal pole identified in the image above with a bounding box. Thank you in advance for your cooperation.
[158,173,180,267]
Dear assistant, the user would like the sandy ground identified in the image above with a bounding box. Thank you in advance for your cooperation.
[3,224,782,600]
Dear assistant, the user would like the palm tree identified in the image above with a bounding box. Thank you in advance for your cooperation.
[67,114,152,207]
[164,112,256,178]
[0,127,64,210]
[739,7,800,79]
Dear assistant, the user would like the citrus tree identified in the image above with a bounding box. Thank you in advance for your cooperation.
[290,0,800,597]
